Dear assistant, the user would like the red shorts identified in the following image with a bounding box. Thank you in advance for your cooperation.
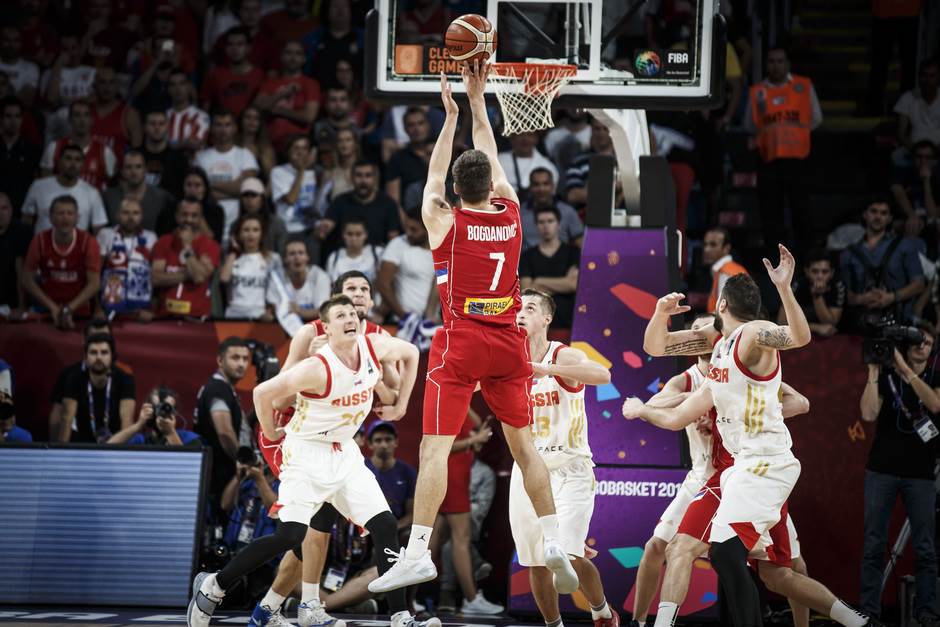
[423,321,532,435]
[676,468,793,568]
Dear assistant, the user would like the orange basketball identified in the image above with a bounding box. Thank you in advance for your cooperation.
[445,14,497,64]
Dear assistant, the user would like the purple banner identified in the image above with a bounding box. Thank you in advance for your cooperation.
[508,467,718,620]
[571,228,683,466]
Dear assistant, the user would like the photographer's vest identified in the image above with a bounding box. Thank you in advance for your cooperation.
[750,74,813,163]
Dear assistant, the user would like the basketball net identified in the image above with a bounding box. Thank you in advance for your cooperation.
[490,63,577,136]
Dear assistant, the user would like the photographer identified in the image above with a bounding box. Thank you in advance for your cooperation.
[107,387,200,446]
[220,447,279,552]
[859,323,940,624]
[0,392,33,443]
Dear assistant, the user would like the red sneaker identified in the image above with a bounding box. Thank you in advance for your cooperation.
[594,609,620,627]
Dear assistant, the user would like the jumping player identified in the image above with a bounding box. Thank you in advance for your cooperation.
[187,296,427,627]
[369,63,578,595]
[511,288,619,627]
[624,245,882,627]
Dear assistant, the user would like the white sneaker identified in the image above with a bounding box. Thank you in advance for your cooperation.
[268,609,298,627]
[298,601,346,627]
[543,540,579,594]
[391,611,442,627]
[368,548,438,593]
[186,572,222,627]
[460,592,504,615]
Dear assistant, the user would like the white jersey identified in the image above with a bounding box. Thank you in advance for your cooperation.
[530,341,592,470]
[707,325,791,458]
[682,363,714,480]
[288,335,382,442]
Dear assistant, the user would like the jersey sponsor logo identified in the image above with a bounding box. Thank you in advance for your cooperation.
[531,390,561,407]
[464,296,513,316]
[466,223,517,242]
[707,365,729,383]
[331,388,374,407]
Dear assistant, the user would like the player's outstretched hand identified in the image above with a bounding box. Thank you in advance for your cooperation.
[655,292,691,317]
[763,243,796,288]
[440,71,459,117]
[374,404,406,422]
[461,59,490,102]
[622,397,645,420]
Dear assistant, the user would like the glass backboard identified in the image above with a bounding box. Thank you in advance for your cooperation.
[366,0,725,110]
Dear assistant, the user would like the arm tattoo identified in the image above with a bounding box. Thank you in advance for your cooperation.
[663,338,710,356]
[756,328,793,349]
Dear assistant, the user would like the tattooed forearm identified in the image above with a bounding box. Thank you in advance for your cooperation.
[663,338,711,356]
[756,328,793,349]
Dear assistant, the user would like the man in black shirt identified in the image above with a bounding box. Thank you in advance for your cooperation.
[520,207,580,327]
[0,96,40,217]
[860,326,940,624]
[777,249,846,337]
[0,192,31,310]
[195,336,251,514]
[385,108,432,209]
[322,161,400,250]
[140,110,187,199]
[60,333,136,442]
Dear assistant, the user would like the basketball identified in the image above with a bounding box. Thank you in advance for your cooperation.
[445,14,497,64]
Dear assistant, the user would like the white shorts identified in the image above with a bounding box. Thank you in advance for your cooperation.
[710,454,801,552]
[275,436,389,526]
[652,470,709,543]
[509,459,595,567]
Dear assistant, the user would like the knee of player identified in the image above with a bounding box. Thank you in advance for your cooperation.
[664,537,698,565]
[279,521,309,547]
[757,562,789,593]
[365,510,399,540]
[420,434,455,460]
[645,536,667,557]
[709,537,747,570]
[791,555,808,576]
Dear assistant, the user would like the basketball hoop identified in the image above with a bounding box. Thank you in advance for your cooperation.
[490,62,577,136]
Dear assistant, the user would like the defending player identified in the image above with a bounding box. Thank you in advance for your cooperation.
[511,289,619,627]
[369,63,578,595]
[187,296,426,627]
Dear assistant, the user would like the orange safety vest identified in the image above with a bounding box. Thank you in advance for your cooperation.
[750,74,813,163]
[708,259,749,312]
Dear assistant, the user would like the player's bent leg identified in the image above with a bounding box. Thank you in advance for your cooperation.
[788,556,810,627]
[709,537,763,627]
[571,556,619,627]
[298,530,340,627]
[530,566,562,626]
[651,534,708,627]
[250,548,303,627]
[189,521,308,627]
[633,537,667,624]
[757,561,873,627]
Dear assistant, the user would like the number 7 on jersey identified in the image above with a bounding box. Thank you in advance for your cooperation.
[488,252,505,291]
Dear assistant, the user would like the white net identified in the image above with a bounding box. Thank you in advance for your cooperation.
[489,64,577,136]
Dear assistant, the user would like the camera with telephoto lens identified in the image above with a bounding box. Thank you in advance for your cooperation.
[237,445,262,467]
[861,313,925,365]
[245,339,280,383]
[147,386,176,429]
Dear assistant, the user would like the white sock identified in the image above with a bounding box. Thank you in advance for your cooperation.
[539,514,560,542]
[545,617,563,627]
[405,524,433,559]
[201,573,225,599]
[302,582,320,605]
[830,599,868,627]
[652,602,678,627]
[590,600,612,620]
[260,589,286,611]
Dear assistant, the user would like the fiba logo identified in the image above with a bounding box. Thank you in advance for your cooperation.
[635,51,661,77]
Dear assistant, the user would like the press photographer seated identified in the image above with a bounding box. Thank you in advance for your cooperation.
[107,387,200,446]
[859,321,940,623]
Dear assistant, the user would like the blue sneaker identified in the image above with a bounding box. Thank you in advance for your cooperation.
[250,602,297,627]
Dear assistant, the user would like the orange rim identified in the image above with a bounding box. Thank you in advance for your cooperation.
[491,62,578,81]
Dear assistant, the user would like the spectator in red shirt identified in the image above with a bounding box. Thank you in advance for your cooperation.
[167,69,210,152]
[90,67,142,158]
[151,198,221,318]
[40,100,117,191]
[261,0,319,56]
[201,27,265,119]
[21,194,102,329]
[255,41,320,154]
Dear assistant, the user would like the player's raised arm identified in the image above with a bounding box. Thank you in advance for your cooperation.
[531,345,610,387]
[643,293,718,356]
[423,72,460,241]
[747,244,811,352]
[368,334,420,422]
[646,372,691,408]
[622,385,714,431]
[253,356,328,441]
[462,61,516,203]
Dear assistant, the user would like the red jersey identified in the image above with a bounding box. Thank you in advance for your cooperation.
[51,138,112,190]
[432,198,523,326]
[260,75,321,152]
[91,102,128,158]
[24,228,101,315]
[151,232,221,317]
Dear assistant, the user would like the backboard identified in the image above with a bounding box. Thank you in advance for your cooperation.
[366,0,726,110]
